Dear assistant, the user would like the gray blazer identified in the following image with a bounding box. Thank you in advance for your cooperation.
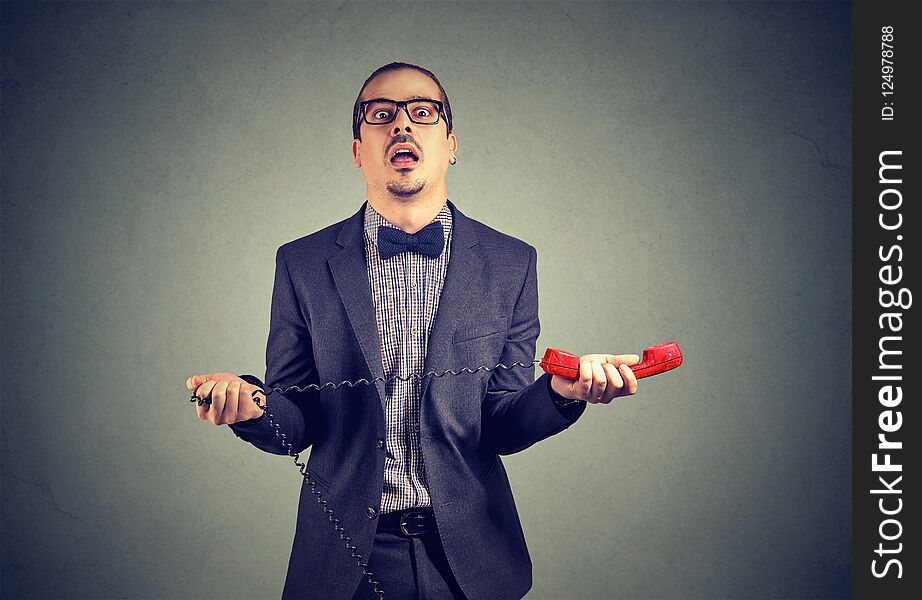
[230,199,586,599]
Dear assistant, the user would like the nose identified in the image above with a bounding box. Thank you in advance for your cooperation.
[392,105,414,133]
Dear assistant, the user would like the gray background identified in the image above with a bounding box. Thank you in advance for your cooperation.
[1,1,851,598]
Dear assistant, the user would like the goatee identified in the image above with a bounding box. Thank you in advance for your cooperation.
[386,178,426,197]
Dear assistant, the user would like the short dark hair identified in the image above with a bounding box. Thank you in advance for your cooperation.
[352,62,453,141]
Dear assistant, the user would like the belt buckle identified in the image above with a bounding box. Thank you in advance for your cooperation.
[399,510,428,536]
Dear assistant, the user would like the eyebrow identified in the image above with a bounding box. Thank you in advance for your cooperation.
[362,96,439,103]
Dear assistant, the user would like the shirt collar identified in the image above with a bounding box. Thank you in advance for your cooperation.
[364,200,453,253]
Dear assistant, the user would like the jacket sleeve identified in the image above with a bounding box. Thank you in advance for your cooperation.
[228,245,322,455]
[480,244,587,455]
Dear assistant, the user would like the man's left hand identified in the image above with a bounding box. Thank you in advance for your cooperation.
[550,353,641,404]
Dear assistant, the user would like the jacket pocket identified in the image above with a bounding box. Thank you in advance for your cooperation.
[304,467,331,495]
[452,315,508,344]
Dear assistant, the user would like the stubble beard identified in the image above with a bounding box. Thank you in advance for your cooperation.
[385,174,426,198]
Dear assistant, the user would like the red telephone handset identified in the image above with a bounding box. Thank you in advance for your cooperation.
[539,342,683,380]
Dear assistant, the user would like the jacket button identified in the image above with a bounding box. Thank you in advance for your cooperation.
[377,439,384,449]
[367,507,378,519]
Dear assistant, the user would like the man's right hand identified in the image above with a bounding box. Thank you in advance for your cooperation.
[186,372,266,425]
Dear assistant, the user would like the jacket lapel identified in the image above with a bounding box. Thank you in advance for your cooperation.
[328,203,388,409]
[327,199,484,412]
[420,200,483,404]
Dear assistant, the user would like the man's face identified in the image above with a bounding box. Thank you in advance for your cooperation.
[352,69,457,199]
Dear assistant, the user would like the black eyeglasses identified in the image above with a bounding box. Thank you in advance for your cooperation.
[359,98,445,126]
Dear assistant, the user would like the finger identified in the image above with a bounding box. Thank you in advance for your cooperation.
[578,357,594,401]
[188,375,207,391]
[606,354,641,367]
[619,363,638,395]
[600,363,622,404]
[607,360,625,392]
[190,374,219,391]
[208,380,229,425]
[196,380,217,420]
[194,378,216,399]
[590,359,607,403]
[222,380,241,425]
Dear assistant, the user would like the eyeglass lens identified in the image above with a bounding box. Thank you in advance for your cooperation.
[364,100,440,124]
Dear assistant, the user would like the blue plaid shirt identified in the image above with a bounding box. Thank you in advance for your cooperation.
[363,200,453,514]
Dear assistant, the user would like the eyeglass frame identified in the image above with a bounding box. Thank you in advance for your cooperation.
[357,97,446,128]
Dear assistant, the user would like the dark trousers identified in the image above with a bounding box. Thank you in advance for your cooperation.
[350,528,467,600]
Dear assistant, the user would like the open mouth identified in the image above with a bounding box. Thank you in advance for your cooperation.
[390,147,420,167]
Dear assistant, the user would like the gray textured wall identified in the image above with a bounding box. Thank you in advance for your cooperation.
[1,2,851,598]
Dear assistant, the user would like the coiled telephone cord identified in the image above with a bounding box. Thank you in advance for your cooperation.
[190,358,542,599]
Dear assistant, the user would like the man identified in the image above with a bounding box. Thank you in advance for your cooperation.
[186,62,640,600]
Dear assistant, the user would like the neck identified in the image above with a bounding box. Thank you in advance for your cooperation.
[367,186,448,234]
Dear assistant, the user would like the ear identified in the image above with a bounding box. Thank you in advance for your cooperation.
[352,139,362,168]
[448,133,458,163]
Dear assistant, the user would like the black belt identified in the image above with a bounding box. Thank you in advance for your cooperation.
[376,507,437,537]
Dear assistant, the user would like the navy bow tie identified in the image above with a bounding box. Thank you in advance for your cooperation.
[377,221,444,260]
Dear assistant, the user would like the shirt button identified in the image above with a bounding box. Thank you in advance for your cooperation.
[411,326,418,334]
[377,439,384,449]
[367,507,378,519]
